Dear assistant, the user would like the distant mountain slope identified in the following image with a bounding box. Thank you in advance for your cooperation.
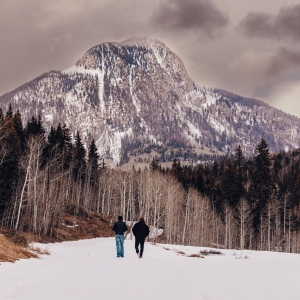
[0,37,299,164]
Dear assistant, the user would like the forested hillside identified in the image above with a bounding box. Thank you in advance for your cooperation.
[1,106,300,253]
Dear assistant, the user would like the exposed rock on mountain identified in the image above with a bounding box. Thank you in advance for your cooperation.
[0,37,299,164]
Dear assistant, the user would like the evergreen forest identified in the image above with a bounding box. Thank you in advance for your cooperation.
[1,106,300,253]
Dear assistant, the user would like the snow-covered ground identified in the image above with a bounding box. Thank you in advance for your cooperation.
[1,238,300,300]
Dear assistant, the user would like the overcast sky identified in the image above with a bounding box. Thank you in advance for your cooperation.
[1,0,300,116]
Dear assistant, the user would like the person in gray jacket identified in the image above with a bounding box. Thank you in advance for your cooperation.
[112,216,128,257]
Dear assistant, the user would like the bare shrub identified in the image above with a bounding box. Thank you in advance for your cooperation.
[29,246,51,256]
[231,252,250,259]
[199,249,224,256]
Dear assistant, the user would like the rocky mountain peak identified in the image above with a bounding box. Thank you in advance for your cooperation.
[1,37,300,166]
[74,37,187,81]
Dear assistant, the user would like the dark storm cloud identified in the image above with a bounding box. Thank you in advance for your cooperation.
[151,0,229,37]
[0,0,153,95]
[1,0,300,117]
[267,47,300,76]
[0,0,229,96]
[240,4,300,41]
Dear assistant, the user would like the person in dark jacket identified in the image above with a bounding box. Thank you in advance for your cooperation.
[112,216,128,257]
[132,218,150,258]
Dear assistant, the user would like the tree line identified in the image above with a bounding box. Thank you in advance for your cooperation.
[151,141,300,252]
[1,106,300,253]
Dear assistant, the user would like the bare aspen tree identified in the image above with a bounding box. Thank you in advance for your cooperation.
[0,124,11,167]
[223,201,234,249]
[236,198,252,249]
[15,136,43,230]
[164,176,183,244]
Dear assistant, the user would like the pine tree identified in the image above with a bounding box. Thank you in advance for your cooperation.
[60,124,73,170]
[251,139,272,206]
[12,110,25,150]
[234,145,246,202]
[212,161,219,177]
[0,108,4,124]
[73,131,86,181]
[0,115,20,214]
[195,164,205,193]
[221,158,236,206]
[6,104,13,119]
[88,139,99,187]
[47,126,57,149]
[251,139,273,230]
[171,158,182,181]
[150,158,159,171]
[25,116,45,137]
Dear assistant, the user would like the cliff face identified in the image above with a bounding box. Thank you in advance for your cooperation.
[1,37,300,164]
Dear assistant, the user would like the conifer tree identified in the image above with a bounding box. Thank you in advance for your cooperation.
[0,108,4,124]
[171,158,182,181]
[88,139,99,187]
[251,139,273,231]
[60,124,73,170]
[6,104,13,119]
[212,161,219,177]
[234,145,246,202]
[25,116,45,138]
[12,110,25,151]
[251,139,272,206]
[73,131,86,181]
[195,164,205,193]
[150,158,159,171]
[221,158,236,206]
[46,123,72,167]
[0,115,20,214]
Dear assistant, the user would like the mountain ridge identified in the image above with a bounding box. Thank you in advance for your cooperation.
[0,37,299,164]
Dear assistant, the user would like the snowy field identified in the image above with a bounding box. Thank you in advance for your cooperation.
[1,238,300,300]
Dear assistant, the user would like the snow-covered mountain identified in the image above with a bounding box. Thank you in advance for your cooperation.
[1,37,300,164]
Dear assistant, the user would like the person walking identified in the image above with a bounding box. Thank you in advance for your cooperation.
[112,216,128,258]
[132,218,150,258]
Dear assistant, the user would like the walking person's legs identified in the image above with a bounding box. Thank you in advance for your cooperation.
[139,239,145,257]
[115,234,121,257]
[135,238,140,255]
[120,234,125,257]
[135,238,145,258]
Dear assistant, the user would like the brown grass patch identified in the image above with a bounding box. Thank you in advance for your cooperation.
[0,206,115,262]
[0,234,37,263]
[0,229,32,247]
[36,206,114,243]
[188,254,204,258]
[176,250,186,255]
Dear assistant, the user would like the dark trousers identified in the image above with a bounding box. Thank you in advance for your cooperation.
[135,238,145,256]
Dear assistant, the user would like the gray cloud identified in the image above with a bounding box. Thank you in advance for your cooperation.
[267,47,300,76]
[1,0,300,117]
[0,0,154,95]
[0,0,229,96]
[151,0,229,37]
[240,4,300,41]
